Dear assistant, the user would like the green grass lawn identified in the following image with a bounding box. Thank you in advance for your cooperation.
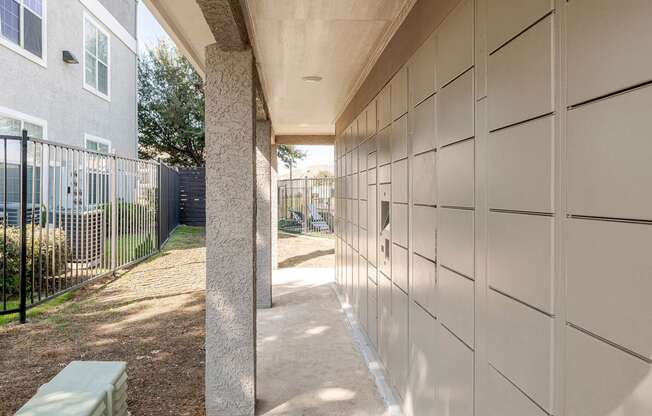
[0,225,205,326]
[0,292,74,326]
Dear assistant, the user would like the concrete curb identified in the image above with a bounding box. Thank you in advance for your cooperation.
[331,283,404,416]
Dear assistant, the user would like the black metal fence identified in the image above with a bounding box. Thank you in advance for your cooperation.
[278,178,335,235]
[0,132,178,322]
[159,162,180,246]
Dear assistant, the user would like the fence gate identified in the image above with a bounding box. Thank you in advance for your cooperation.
[277,178,334,235]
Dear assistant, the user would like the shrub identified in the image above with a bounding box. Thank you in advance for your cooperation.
[0,226,67,297]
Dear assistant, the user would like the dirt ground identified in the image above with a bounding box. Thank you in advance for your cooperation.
[277,232,335,268]
[0,230,339,415]
[0,226,207,416]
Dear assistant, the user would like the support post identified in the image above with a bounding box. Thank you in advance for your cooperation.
[270,144,278,270]
[255,121,272,308]
[205,44,256,416]
[19,130,28,323]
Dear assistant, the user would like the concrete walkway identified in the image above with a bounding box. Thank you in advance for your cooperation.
[256,267,387,416]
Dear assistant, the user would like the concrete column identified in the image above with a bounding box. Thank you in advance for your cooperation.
[271,144,278,270]
[204,43,256,416]
[256,121,272,308]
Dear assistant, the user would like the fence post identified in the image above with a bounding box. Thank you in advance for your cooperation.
[303,178,308,234]
[110,154,117,272]
[156,158,161,251]
[19,130,28,323]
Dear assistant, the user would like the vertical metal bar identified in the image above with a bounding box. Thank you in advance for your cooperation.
[111,155,117,271]
[130,161,134,261]
[74,150,79,285]
[303,178,308,234]
[37,143,43,301]
[2,138,7,311]
[19,131,28,323]
[57,146,63,290]
[81,149,87,281]
[30,141,36,304]
[63,148,69,287]
[44,145,50,297]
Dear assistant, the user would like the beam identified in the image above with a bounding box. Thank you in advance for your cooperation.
[196,0,250,51]
[274,135,335,146]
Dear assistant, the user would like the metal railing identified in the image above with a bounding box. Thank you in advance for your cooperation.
[277,177,335,235]
[0,131,175,322]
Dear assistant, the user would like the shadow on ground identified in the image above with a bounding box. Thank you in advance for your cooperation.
[0,226,207,416]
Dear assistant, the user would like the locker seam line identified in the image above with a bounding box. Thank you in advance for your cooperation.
[488,111,555,134]
[488,363,554,416]
[567,322,652,364]
[489,285,555,318]
[488,10,555,57]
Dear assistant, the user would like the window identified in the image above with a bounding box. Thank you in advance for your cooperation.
[84,135,110,205]
[85,134,111,154]
[0,0,45,63]
[0,107,44,222]
[84,15,110,99]
[0,106,46,138]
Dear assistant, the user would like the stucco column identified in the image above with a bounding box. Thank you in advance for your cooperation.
[256,121,272,308]
[271,144,278,270]
[204,43,256,416]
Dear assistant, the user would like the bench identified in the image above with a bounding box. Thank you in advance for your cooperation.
[16,361,128,416]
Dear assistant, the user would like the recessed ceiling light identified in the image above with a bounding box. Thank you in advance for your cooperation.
[302,76,323,83]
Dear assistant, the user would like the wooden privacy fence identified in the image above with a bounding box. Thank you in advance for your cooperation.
[178,167,205,226]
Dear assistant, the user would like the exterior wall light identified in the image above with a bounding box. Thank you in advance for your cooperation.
[62,50,79,64]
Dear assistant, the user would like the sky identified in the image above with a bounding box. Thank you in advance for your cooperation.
[137,3,171,53]
[137,4,334,176]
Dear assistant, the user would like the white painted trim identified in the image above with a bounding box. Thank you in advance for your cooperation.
[0,0,48,67]
[0,105,48,138]
[78,0,137,54]
[84,133,112,152]
[83,12,112,102]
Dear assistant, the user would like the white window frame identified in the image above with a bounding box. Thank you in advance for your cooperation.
[0,0,48,67]
[82,12,111,101]
[84,133,111,153]
[0,105,48,139]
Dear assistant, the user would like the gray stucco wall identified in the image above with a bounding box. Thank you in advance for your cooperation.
[0,0,137,158]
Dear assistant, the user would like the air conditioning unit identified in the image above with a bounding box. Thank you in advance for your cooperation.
[16,361,128,416]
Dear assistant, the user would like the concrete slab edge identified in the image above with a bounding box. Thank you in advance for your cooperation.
[330,283,404,416]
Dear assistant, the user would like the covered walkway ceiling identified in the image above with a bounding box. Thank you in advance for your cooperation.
[143,0,416,136]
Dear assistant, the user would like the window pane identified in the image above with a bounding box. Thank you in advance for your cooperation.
[24,122,43,139]
[85,20,97,56]
[98,32,108,63]
[23,0,42,17]
[24,9,42,57]
[98,143,109,154]
[98,61,108,94]
[0,115,21,136]
[86,140,98,151]
[0,0,20,45]
[85,51,97,88]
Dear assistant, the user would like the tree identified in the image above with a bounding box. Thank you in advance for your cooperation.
[138,41,205,166]
[314,170,333,178]
[277,145,306,180]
